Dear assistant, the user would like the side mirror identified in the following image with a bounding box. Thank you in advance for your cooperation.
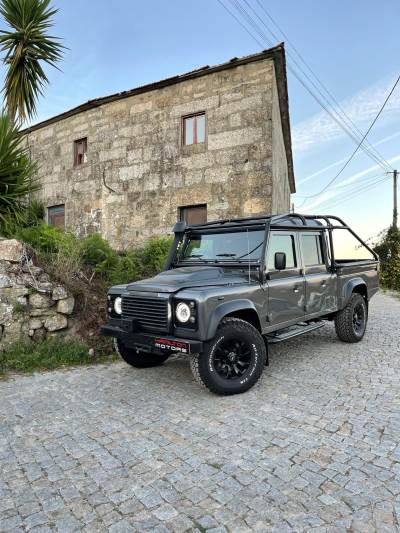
[274,252,286,271]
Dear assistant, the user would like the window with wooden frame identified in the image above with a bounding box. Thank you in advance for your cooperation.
[179,204,207,225]
[182,112,206,146]
[48,204,65,229]
[74,137,87,166]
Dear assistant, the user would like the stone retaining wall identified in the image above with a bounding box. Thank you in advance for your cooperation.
[0,239,77,348]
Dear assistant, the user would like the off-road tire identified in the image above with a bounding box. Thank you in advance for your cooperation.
[190,318,266,395]
[114,338,170,368]
[334,293,368,343]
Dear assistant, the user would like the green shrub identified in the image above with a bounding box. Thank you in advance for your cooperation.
[374,226,400,291]
[107,236,173,285]
[0,339,114,375]
[14,223,172,287]
[80,234,172,285]
[107,251,140,285]
[15,223,84,288]
[81,233,119,271]
[139,236,174,278]
[17,223,71,254]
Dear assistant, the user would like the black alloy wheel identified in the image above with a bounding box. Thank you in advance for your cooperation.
[335,292,368,343]
[190,317,267,395]
[213,338,252,380]
[352,301,366,336]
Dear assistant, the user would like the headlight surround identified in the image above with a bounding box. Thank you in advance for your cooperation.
[175,300,196,327]
[114,296,122,315]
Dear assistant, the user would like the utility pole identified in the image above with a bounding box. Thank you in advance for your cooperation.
[393,169,398,229]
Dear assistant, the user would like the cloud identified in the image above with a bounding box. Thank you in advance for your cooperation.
[292,75,400,154]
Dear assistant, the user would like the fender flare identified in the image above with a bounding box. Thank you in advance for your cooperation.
[341,277,368,308]
[206,299,260,340]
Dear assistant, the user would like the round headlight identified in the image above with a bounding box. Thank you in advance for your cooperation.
[114,296,122,315]
[176,302,191,323]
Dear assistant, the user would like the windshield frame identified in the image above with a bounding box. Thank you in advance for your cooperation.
[175,225,267,266]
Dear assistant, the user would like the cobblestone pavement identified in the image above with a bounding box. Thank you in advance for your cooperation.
[0,293,399,532]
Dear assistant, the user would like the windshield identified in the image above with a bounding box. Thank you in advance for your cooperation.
[179,229,265,262]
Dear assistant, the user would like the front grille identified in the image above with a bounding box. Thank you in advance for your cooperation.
[121,296,169,332]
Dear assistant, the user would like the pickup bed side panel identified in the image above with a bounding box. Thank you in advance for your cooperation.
[336,262,379,309]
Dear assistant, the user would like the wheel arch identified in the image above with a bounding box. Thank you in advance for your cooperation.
[341,278,368,309]
[206,300,261,340]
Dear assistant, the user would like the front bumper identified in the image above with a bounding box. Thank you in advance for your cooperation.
[101,323,203,355]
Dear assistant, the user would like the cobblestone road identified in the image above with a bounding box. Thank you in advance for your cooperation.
[0,293,399,532]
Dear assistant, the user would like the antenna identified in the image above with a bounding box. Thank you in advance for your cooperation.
[247,229,251,284]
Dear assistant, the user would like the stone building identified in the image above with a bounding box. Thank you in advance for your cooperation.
[23,44,295,250]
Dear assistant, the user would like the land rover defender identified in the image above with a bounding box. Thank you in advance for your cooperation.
[101,213,379,395]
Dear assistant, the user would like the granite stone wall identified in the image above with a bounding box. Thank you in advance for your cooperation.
[25,56,291,250]
[0,240,77,348]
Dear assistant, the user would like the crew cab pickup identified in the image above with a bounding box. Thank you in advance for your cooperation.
[102,213,379,395]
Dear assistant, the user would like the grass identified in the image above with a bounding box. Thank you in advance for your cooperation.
[0,340,116,377]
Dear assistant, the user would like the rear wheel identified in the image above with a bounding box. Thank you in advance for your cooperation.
[190,318,266,395]
[334,293,368,343]
[114,338,170,368]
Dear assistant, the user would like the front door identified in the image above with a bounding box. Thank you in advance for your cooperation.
[300,231,337,315]
[266,231,305,327]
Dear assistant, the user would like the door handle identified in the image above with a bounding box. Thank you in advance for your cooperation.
[293,286,299,293]
[321,281,327,287]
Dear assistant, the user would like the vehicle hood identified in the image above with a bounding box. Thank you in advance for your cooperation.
[126,266,251,293]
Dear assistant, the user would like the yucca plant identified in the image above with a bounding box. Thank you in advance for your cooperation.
[0,110,39,227]
[0,0,64,124]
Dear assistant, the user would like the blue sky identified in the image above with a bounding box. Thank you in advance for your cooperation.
[2,0,399,240]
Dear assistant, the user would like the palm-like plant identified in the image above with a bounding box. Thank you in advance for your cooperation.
[0,110,39,225]
[0,0,64,124]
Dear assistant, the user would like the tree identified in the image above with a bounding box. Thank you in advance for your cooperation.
[0,0,64,124]
[0,110,39,226]
[374,226,400,291]
[0,0,64,232]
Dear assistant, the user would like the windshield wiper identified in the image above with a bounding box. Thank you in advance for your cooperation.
[216,253,237,258]
[186,254,204,258]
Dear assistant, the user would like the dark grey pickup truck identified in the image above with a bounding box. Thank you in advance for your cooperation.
[102,213,379,395]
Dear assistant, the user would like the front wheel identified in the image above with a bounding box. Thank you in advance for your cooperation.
[334,293,368,343]
[114,338,171,368]
[190,318,267,395]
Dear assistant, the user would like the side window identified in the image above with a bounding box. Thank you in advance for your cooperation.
[301,234,324,266]
[332,229,375,261]
[267,233,296,270]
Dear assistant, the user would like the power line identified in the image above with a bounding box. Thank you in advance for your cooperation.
[216,0,264,48]
[217,0,399,214]
[221,0,392,172]
[301,172,386,210]
[252,0,393,172]
[298,73,400,199]
[303,175,390,212]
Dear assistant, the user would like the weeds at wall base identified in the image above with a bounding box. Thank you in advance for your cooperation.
[0,339,117,377]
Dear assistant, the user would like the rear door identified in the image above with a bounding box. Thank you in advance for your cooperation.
[266,231,305,327]
[300,231,337,315]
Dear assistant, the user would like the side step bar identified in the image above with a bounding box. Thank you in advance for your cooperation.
[266,321,325,344]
